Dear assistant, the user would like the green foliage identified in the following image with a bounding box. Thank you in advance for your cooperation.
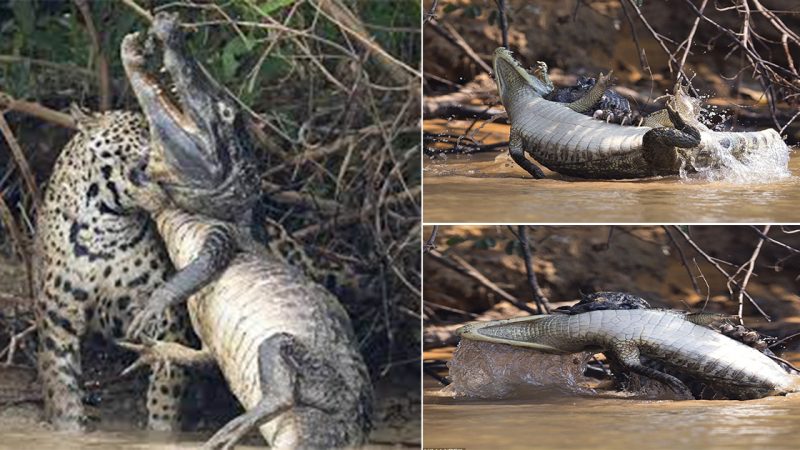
[257,0,298,16]
[446,236,467,246]
[0,0,418,114]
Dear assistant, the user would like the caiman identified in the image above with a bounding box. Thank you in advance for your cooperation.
[123,209,373,449]
[493,47,789,179]
[33,8,360,432]
[458,307,800,400]
[114,13,372,449]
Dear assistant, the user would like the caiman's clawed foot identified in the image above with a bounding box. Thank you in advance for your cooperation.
[118,338,214,376]
[644,102,701,149]
[126,289,175,340]
[641,102,703,172]
[118,337,176,377]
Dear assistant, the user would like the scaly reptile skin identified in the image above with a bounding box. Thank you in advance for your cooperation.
[458,309,800,400]
[494,48,788,179]
[104,13,371,448]
[141,209,373,449]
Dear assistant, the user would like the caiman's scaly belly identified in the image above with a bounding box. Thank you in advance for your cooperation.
[509,97,788,180]
[511,98,657,179]
[153,208,370,446]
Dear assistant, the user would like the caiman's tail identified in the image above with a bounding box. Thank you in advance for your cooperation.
[456,315,567,354]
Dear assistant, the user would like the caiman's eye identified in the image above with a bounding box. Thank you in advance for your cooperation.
[217,101,235,123]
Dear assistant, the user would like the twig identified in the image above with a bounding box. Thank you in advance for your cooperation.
[769,331,800,349]
[514,226,551,314]
[427,249,537,314]
[424,0,439,23]
[0,193,26,259]
[672,226,770,321]
[663,226,700,294]
[0,324,36,366]
[293,186,419,239]
[427,19,493,74]
[314,0,419,84]
[424,226,439,253]
[0,55,95,78]
[262,181,343,213]
[74,0,111,111]
[693,259,711,312]
[619,0,648,73]
[677,0,708,73]
[118,0,153,22]
[0,114,40,210]
[0,92,76,129]
[767,354,800,373]
[735,225,770,325]
[622,0,698,96]
[494,0,509,49]
[779,110,800,136]
[748,225,800,254]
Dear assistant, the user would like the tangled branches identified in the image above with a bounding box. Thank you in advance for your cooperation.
[0,0,420,377]
[622,0,800,130]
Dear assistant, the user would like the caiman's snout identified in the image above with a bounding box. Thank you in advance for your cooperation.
[122,12,259,220]
[492,48,553,104]
[456,316,562,352]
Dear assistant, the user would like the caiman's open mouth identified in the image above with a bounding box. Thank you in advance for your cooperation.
[121,12,258,219]
[492,47,553,99]
[456,316,564,353]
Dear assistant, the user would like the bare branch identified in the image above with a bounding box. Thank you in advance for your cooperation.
[515,226,551,314]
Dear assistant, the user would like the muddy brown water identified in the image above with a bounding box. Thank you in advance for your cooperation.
[0,408,401,449]
[424,379,800,450]
[423,120,800,223]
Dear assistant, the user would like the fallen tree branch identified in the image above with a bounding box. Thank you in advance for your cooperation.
[0,92,76,129]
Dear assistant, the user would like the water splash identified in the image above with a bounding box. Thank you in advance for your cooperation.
[677,134,791,184]
[441,339,595,399]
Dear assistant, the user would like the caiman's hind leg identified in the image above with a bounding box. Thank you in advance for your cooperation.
[608,341,693,399]
[643,102,701,149]
[204,332,346,450]
[642,103,702,172]
[509,129,546,179]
